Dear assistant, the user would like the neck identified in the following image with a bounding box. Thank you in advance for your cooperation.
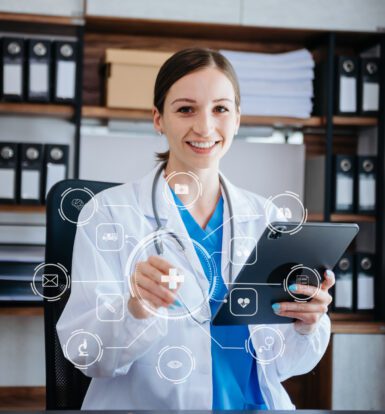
[164,154,221,216]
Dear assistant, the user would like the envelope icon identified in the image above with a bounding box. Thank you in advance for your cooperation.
[42,274,59,288]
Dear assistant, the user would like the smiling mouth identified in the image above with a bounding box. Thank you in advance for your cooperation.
[185,140,221,150]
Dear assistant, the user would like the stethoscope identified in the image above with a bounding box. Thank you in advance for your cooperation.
[151,162,235,324]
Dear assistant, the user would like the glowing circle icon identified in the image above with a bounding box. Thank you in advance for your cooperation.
[163,171,202,210]
[58,187,98,226]
[30,262,70,302]
[125,230,218,320]
[63,329,103,370]
[284,264,321,302]
[264,191,308,235]
[156,345,195,384]
[245,325,285,365]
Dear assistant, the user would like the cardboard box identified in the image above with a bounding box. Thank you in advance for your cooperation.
[105,49,173,110]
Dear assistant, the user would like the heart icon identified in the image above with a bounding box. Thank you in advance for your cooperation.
[237,297,250,308]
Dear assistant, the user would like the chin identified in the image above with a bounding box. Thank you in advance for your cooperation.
[188,156,219,171]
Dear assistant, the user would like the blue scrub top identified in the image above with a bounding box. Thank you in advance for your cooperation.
[171,189,267,410]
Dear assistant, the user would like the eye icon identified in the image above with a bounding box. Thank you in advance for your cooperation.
[167,360,183,369]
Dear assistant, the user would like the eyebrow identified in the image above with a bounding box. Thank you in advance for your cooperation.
[170,98,234,105]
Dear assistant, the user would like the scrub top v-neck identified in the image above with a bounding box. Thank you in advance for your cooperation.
[170,188,266,410]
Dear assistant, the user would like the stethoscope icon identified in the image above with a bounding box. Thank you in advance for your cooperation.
[258,336,275,353]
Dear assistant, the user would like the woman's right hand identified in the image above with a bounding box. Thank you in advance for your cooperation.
[128,255,182,319]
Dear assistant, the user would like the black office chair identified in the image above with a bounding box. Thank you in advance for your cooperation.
[44,179,119,410]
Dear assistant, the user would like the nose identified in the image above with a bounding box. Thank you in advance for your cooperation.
[192,111,215,138]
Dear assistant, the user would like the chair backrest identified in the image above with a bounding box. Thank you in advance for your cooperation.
[44,179,119,410]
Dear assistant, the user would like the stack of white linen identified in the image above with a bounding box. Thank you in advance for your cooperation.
[220,48,314,118]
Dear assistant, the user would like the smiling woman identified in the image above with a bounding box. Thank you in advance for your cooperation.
[57,47,333,412]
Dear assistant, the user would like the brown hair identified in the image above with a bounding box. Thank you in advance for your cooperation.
[154,47,240,163]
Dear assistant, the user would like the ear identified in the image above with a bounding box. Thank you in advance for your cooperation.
[152,106,163,134]
[235,106,241,134]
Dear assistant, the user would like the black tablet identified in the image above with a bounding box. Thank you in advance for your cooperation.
[212,222,359,325]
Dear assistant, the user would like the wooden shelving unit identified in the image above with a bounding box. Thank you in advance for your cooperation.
[0,103,74,119]
[0,11,384,412]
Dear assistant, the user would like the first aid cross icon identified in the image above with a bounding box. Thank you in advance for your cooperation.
[161,268,185,290]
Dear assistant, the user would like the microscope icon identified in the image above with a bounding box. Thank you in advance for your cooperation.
[78,338,88,357]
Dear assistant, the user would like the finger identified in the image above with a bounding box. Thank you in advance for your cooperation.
[137,261,164,284]
[274,301,328,314]
[148,255,175,274]
[137,285,170,308]
[147,256,184,292]
[289,284,331,304]
[321,269,335,291]
[136,274,176,305]
[276,310,321,324]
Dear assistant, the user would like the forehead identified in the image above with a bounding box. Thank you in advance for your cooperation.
[165,67,236,103]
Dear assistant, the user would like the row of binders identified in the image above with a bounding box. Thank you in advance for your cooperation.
[0,142,69,205]
[332,155,376,214]
[315,55,381,116]
[335,56,380,115]
[333,252,375,311]
[0,36,78,103]
[220,48,314,118]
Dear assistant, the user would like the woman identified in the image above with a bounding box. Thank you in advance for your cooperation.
[57,48,333,410]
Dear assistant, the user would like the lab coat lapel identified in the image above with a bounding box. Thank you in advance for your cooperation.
[220,173,265,285]
[137,165,210,295]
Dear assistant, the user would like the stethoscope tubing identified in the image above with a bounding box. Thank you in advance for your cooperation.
[150,162,235,324]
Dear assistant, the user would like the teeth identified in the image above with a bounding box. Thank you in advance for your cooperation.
[189,141,216,149]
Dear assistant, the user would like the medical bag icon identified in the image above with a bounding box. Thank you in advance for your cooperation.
[174,183,189,195]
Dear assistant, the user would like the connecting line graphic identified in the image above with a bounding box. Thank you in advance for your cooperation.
[202,213,263,241]
[72,280,125,283]
[224,282,282,286]
[104,319,157,350]
[190,313,244,351]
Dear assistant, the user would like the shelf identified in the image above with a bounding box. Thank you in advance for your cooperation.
[0,307,43,317]
[0,205,46,214]
[0,12,84,26]
[85,16,381,49]
[332,116,378,127]
[82,107,379,129]
[308,213,375,223]
[331,213,375,223]
[82,106,323,127]
[82,106,152,121]
[329,312,374,321]
[331,321,385,334]
[241,115,322,127]
[0,103,74,119]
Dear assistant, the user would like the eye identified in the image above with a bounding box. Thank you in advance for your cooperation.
[177,106,193,114]
[167,360,183,369]
[214,105,229,113]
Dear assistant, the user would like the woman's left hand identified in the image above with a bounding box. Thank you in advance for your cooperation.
[272,269,335,335]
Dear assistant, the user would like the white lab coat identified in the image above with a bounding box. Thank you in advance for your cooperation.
[56,165,331,410]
